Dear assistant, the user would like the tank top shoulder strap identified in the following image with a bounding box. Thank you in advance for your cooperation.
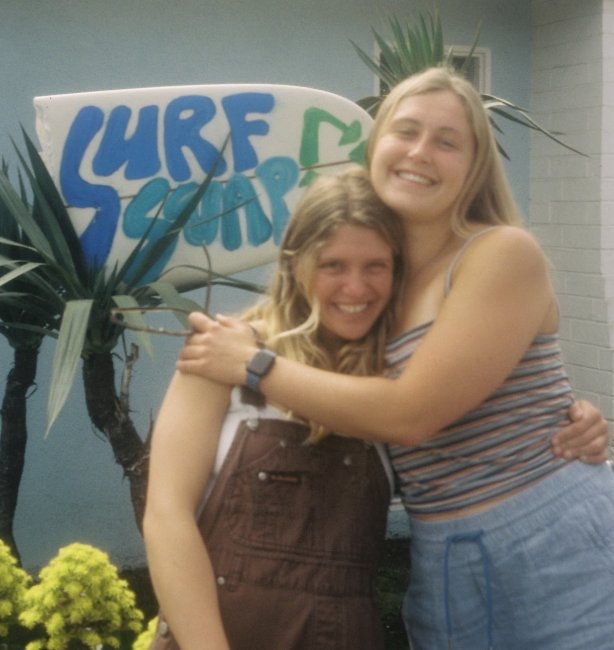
[444,226,500,295]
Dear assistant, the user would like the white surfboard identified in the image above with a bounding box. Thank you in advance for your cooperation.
[34,84,373,289]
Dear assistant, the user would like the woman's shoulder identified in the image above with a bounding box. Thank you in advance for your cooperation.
[450,225,549,290]
[465,225,545,265]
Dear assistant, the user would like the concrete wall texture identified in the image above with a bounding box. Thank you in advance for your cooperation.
[529,1,614,430]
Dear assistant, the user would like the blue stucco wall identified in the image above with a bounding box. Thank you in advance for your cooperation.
[0,0,530,570]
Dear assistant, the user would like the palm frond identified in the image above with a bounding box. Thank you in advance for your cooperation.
[20,130,90,278]
[484,99,587,157]
[0,261,44,287]
[0,170,55,260]
[46,299,93,436]
[146,280,203,322]
[352,10,582,156]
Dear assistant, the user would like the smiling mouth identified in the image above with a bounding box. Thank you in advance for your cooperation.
[336,303,368,314]
[396,171,434,185]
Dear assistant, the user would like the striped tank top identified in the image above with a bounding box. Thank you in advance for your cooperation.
[385,230,572,518]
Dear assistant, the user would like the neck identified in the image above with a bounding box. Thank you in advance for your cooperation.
[393,222,464,334]
[403,222,460,278]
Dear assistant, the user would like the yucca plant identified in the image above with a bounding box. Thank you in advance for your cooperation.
[352,8,584,156]
[0,131,264,534]
[0,161,64,562]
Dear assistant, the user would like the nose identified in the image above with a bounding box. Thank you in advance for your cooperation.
[342,268,370,297]
[407,134,430,161]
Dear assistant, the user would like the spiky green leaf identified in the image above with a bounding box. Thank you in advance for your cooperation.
[46,299,93,436]
[0,261,44,287]
[352,10,582,156]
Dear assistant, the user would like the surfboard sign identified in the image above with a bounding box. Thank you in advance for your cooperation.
[34,84,373,289]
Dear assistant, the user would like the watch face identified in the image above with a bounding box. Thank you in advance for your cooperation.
[248,350,276,376]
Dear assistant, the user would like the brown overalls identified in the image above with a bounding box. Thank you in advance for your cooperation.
[151,416,391,650]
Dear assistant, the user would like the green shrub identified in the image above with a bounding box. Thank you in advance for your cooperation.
[132,616,158,650]
[0,539,30,638]
[19,543,143,650]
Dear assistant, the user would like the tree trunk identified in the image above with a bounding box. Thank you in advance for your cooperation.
[82,348,149,531]
[0,347,38,563]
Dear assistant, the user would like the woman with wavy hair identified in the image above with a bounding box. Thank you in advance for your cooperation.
[145,167,406,650]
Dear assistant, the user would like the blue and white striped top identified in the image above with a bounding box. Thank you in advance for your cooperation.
[385,324,572,518]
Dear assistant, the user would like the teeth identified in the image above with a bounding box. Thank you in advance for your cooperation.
[398,171,433,185]
[337,304,368,314]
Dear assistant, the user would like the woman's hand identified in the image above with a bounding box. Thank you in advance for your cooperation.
[176,312,260,386]
[552,400,610,463]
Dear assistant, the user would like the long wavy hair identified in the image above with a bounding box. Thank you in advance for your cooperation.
[243,166,405,442]
[365,66,524,235]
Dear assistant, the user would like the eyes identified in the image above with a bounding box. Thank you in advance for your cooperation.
[438,138,460,151]
[387,116,465,152]
[317,259,393,274]
[392,126,460,151]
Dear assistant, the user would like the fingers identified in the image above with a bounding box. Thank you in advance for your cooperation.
[187,312,243,334]
[215,313,239,327]
[178,342,204,361]
[187,311,212,331]
[552,400,610,463]
[566,401,583,422]
[557,432,610,463]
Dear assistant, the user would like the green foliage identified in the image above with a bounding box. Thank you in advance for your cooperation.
[132,616,158,650]
[375,538,410,650]
[0,161,55,352]
[0,132,263,436]
[0,539,30,638]
[352,9,455,114]
[352,8,584,157]
[19,543,143,650]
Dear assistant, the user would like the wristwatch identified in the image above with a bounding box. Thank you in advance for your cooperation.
[245,349,277,393]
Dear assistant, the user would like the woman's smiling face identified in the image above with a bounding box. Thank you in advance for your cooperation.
[369,89,475,228]
[309,224,394,341]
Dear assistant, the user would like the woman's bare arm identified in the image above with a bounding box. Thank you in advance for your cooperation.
[177,228,550,444]
[143,371,231,650]
[178,227,609,455]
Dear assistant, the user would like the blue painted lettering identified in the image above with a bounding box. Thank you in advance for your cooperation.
[164,96,225,182]
[93,105,161,180]
[57,92,329,275]
[221,93,274,173]
[120,155,297,273]
[184,181,222,247]
[122,177,175,283]
[60,106,120,269]
[222,173,272,251]
[255,157,298,245]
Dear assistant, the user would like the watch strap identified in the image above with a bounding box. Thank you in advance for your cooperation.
[245,368,263,392]
[244,349,277,393]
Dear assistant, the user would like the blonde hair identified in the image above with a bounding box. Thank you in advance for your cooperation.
[366,66,523,235]
[243,166,405,442]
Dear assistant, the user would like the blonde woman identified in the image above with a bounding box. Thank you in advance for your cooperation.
[145,167,405,650]
[179,68,613,649]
